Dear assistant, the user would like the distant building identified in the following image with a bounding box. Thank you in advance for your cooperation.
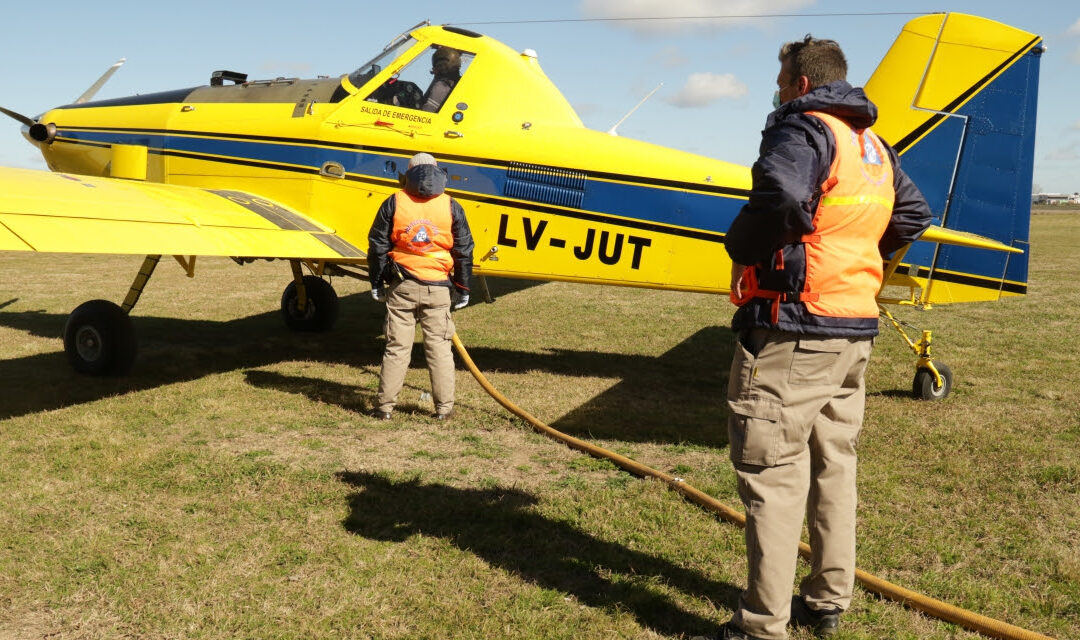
[1032,192,1080,205]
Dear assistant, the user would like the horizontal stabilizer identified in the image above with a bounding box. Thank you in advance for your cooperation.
[918,225,1023,254]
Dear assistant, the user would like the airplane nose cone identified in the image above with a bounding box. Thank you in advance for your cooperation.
[26,122,56,144]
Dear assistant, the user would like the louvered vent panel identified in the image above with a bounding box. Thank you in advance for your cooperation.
[504,162,586,209]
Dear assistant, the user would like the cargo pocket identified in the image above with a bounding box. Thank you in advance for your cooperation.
[443,309,455,340]
[727,395,782,467]
[789,337,847,385]
[727,336,758,402]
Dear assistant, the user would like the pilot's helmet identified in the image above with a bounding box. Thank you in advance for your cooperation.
[432,47,461,76]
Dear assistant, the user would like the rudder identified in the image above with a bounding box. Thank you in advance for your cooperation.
[865,13,1042,304]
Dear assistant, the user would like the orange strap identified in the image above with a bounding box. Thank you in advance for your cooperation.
[730,264,821,324]
[754,289,821,324]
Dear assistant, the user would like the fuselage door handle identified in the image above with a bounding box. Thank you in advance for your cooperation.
[444,130,464,139]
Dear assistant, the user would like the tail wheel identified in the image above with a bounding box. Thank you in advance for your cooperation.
[913,362,953,401]
[281,275,339,332]
[63,300,137,375]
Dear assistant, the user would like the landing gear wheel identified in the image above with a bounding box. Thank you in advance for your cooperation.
[281,276,339,332]
[63,300,137,375]
[913,362,952,401]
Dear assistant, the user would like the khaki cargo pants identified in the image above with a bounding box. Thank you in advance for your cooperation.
[376,279,456,415]
[727,329,873,640]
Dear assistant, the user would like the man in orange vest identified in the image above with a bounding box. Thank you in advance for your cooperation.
[702,37,931,640]
[367,152,474,421]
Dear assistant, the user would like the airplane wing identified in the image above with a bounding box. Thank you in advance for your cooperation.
[0,167,364,259]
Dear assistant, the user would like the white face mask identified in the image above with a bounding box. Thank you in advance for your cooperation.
[772,91,782,110]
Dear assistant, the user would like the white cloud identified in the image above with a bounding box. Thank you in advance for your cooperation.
[581,0,816,34]
[1045,142,1080,162]
[665,72,748,107]
[652,45,690,68]
[1068,18,1080,35]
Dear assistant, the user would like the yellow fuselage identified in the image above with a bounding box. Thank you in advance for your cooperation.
[35,25,750,294]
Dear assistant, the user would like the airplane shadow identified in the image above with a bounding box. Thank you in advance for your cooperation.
[472,274,548,301]
[0,287,733,448]
[337,470,738,637]
[460,326,735,446]
[0,293,386,420]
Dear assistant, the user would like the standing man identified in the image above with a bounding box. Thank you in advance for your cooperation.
[368,152,474,421]
[711,36,931,640]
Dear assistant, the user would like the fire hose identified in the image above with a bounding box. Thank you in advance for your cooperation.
[451,333,1055,640]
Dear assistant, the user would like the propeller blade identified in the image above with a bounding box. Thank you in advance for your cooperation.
[0,105,35,127]
[75,58,125,104]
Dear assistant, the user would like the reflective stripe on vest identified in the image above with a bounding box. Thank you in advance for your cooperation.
[800,111,894,318]
[389,191,454,282]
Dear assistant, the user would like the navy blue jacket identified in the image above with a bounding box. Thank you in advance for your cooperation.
[367,164,475,292]
[724,81,931,336]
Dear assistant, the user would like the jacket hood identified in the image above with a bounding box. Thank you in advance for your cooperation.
[402,163,448,198]
[770,81,877,130]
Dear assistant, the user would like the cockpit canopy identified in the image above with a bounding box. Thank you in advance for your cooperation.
[177,23,580,128]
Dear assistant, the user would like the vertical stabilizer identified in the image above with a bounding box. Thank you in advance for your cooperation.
[866,13,1042,304]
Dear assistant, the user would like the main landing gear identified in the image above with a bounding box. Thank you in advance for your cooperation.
[879,306,953,401]
[64,299,137,375]
[280,261,339,331]
[61,256,343,376]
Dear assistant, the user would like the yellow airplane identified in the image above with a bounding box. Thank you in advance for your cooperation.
[0,13,1039,400]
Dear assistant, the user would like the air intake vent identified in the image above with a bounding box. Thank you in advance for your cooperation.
[505,162,587,209]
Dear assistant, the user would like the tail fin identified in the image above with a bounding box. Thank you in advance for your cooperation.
[866,13,1042,304]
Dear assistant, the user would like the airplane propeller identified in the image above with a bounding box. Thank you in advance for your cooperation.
[0,106,35,127]
[0,105,56,144]
[0,58,124,145]
[0,105,55,144]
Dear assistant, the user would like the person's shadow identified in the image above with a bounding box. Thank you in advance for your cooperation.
[338,470,741,637]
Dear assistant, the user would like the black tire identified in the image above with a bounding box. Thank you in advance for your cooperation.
[63,299,137,376]
[281,276,339,332]
[913,362,953,401]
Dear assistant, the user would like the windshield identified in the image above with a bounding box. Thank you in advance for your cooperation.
[347,36,417,90]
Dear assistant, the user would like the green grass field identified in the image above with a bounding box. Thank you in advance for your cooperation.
[0,213,1077,639]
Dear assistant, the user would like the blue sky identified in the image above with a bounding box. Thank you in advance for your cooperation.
[0,0,1075,193]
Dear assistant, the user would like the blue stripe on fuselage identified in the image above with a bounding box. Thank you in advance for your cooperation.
[56,128,743,237]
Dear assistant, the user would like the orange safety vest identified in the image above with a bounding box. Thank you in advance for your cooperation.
[732,111,894,322]
[389,191,455,282]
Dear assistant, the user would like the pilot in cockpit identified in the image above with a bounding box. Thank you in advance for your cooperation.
[421,47,462,112]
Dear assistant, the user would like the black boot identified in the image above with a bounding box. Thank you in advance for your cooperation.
[791,596,841,637]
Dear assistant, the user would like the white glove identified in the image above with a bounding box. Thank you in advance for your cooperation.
[452,293,470,311]
[371,287,383,303]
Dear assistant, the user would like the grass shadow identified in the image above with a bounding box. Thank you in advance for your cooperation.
[0,292,385,420]
[0,289,732,449]
[867,389,916,399]
[461,326,735,446]
[243,370,373,413]
[338,470,739,637]
[471,275,549,303]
